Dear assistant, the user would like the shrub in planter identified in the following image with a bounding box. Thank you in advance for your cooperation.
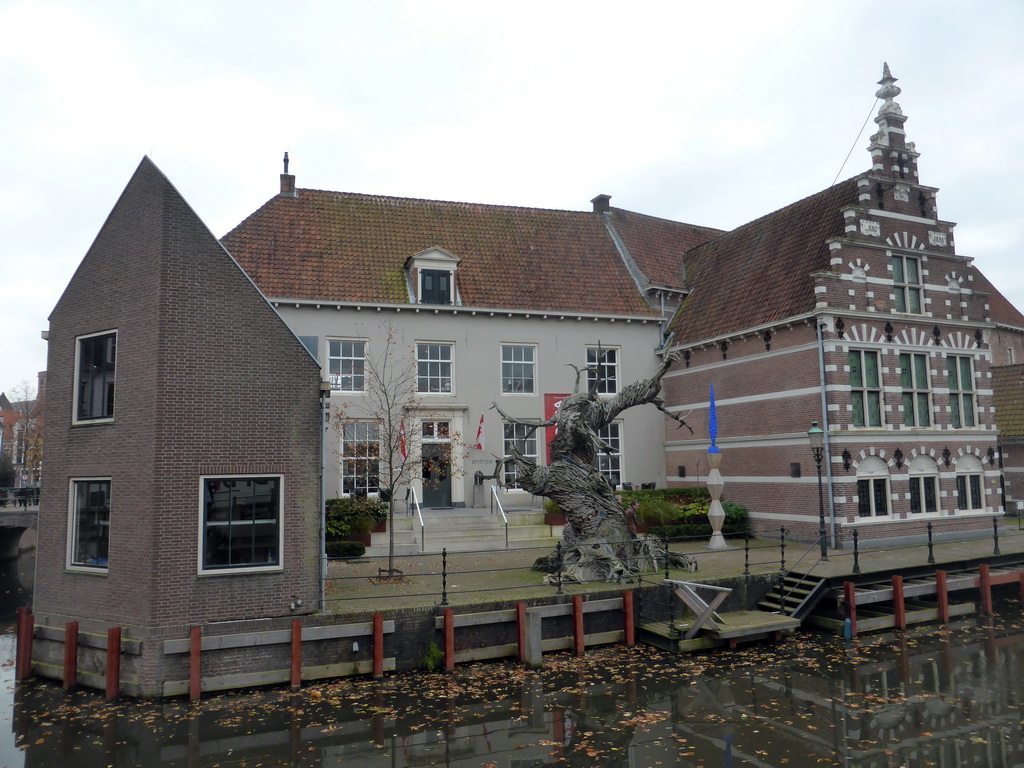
[543,499,567,525]
[325,496,389,539]
[326,540,366,558]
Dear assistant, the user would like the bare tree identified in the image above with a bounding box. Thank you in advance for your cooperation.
[2,381,43,487]
[493,351,693,581]
[330,325,463,577]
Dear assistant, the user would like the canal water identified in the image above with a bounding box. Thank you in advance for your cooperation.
[0,553,1021,767]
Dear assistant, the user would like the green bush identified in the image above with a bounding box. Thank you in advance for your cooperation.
[649,500,750,540]
[543,499,564,516]
[325,496,389,538]
[326,540,366,558]
[619,487,710,506]
[634,499,680,526]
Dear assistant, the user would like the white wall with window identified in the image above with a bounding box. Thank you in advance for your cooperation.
[417,343,453,394]
[501,344,536,394]
[200,476,282,572]
[587,347,619,395]
[328,339,366,392]
[503,422,538,488]
[68,478,110,570]
[339,423,381,496]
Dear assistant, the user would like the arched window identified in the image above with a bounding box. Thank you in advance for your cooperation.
[856,456,891,518]
[907,455,939,514]
[955,454,985,513]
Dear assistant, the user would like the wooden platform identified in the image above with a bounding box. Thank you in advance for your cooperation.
[639,610,800,653]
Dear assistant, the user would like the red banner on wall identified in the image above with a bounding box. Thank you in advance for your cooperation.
[544,393,570,464]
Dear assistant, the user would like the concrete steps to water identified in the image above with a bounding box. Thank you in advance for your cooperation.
[363,509,562,556]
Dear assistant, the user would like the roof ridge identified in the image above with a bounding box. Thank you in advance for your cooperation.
[295,188,594,216]
[609,206,725,234]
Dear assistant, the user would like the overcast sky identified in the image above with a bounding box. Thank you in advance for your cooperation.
[3,0,1023,394]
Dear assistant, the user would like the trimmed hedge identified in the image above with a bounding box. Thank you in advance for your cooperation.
[326,540,366,558]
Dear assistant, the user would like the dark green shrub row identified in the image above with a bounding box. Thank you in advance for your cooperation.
[326,540,366,558]
[325,496,388,539]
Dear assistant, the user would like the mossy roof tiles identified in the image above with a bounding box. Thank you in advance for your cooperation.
[993,364,1024,437]
[221,190,660,317]
[605,208,722,290]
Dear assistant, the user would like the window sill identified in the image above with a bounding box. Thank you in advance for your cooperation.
[65,565,109,576]
[198,565,285,577]
[71,418,115,427]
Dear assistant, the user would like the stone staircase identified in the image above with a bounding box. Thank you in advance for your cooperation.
[363,509,563,556]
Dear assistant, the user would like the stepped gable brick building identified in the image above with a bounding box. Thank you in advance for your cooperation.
[222,169,718,508]
[661,65,1024,546]
[36,157,323,696]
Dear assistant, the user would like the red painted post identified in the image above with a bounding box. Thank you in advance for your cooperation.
[935,570,949,624]
[189,626,202,701]
[15,607,33,681]
[892,575,906,630]
[1019,570,1024,606]
[843,581,857,638]
[105,627,121,700]
[516,602,527,661]
[290,619,302,690]
[372,613,384,679]
[979,564,993,615]
[63,621,79,689]
[622,590,635,648]
[572,595,585,655]
[443,608,455,671]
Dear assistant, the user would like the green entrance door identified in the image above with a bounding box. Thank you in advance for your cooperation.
[421,443,452,507]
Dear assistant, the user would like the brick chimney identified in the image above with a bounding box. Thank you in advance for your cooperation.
[279,152,297,197]
[591,194,611,213]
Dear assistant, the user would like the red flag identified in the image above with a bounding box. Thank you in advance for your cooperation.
[399,419,408,462]
[474,413,485,451]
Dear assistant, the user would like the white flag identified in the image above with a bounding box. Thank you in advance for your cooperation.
[474,413,485,450]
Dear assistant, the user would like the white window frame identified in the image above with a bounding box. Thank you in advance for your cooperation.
[899,352,931,427]
[67,477,111,573]
[908,475,939,514]
[849,349,882,428]
[501,344,537,395]
[73,329,117,425]
[856,476,891,517]
[328,339,367,393]
[340,422,381,496]
[198,474,284,574]
[503,422,538,489]
[955,473,984,513]
[947,355,976,428]
[596,422,623,487]
[417,343,454,394]
[892,254,923,314]
[587,347,619,396]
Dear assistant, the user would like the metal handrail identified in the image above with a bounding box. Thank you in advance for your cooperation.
[490,485,509,549]
[774,537,827,615]
[410,487,424,551]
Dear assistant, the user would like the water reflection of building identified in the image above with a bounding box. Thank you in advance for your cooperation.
[11,617,1024,767]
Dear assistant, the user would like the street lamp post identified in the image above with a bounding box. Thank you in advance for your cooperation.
[807,421,828,560]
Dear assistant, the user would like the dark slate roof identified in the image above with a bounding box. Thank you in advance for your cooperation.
[993,364,1024,437]
[221,190,661,317]
[667,178,861,341]
[605,208,722,290]
[970,269,1024,329]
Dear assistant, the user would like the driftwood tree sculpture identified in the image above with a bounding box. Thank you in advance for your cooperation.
[493,351,695,582]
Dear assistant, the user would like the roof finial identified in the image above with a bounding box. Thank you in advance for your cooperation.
[283,151,290,174]
[875,63,902,107]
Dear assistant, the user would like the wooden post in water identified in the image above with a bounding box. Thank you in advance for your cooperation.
[523,608,543,668]
[189,626,202,701]
[892,575,906,630]
[373,613,384,678]
[290,619,302,690]
[443,608,455,671]
[979,563,993,615]
[516,602,527,661]
[572,595,585,655]
[105,627,121,700]
[1019,570,1024,606]
[15,607,33,681]
[843,581,858,638]
[935,570,949,624]
[622,590,635,647]
[63,621,79,689]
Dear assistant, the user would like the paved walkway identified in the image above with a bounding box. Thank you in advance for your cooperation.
[324,523,1024,616]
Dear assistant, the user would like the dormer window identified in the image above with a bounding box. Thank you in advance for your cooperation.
[406,247,461,306]
[421,270,451,305]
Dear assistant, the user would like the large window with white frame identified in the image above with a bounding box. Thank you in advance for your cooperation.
[946,355,976,428]
[899,352,931,427]
[892,254,923,314]
[340,423,381,496]
[69,478,110,569]
[955,473,983,512]
[328,340,366,392]
[849,350,882,427]
[417,343,453,393]
[201,476,281,571]
[503,423,538,488]
[74,331,116,423]
[595,422,622,487]
[501,345,536,394]
[857,477,890,517]
[586,347,619,395]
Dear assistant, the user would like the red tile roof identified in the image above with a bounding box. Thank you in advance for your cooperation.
[993,364,1024,437]
[221,190,661,317]
[668,179,860,340]
[605,208,722,290]
[970,269,1024,329]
